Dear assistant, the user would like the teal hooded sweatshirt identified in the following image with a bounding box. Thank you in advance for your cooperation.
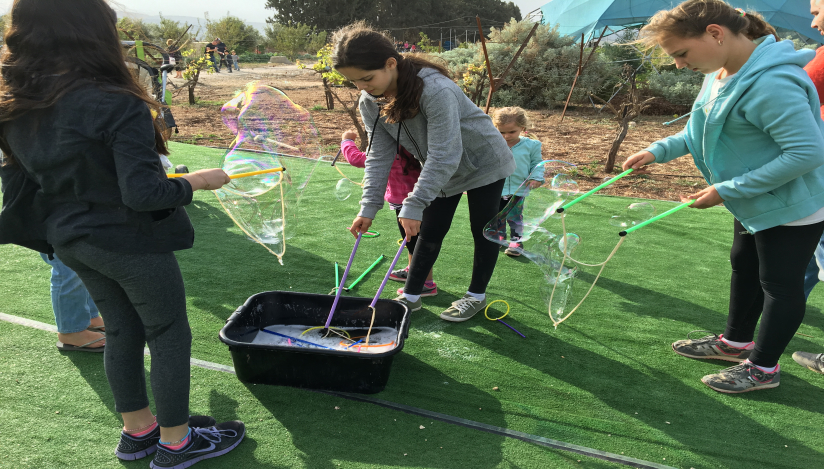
[644,36,824,233]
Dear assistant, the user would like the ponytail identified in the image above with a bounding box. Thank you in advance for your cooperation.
[638,0,779,50]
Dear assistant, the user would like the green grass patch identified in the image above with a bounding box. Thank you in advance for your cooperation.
[1,142,823,468]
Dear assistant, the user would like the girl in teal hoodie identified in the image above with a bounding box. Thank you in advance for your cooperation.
[623,0,824,393]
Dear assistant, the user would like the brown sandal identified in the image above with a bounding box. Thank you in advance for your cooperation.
[56,336,105,353]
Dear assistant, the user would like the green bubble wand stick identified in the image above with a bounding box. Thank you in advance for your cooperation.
[546,164,695,327]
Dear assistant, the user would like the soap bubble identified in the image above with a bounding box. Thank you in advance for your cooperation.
[609,202,655,228]
[602,176,613,184]
[213,83,322,264]
[335,178,353,201]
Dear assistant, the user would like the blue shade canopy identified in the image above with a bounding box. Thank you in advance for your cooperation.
[541,0,823,44]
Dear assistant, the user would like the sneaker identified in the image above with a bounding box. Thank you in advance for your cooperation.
[393,295,422,312]
[792,351,824,375]
[150,421,245,469]
[440,294,486,322]
[671,331,752,362]
[388,266,409,282]
[701,361,780,393]
[396,281,437,297]
[504,241,523,257]
[116,415,216,461]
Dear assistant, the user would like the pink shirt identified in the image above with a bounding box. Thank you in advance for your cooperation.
[341,140,420,205]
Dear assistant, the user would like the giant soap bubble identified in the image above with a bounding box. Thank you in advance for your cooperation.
[484,160,628,327]
[214,83,322,264]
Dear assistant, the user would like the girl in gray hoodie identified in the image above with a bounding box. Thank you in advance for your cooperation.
[332,22,516,322]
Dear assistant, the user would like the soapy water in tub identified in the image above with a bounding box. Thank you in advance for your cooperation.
[251,325,399,353]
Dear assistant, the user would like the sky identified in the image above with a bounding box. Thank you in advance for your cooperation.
[0,0,549,25]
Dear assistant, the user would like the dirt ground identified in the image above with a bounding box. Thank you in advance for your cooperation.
[166,64,704,202]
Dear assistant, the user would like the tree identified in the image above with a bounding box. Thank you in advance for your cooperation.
[271,22,326,61]
[590,66,655,173]
[264,0,520,39]
[176,49,215,105]
[440,19,619,109]
[117,17,154,41]
[148,14,197,47]
[205,14,262,54]
[298,45,367,147]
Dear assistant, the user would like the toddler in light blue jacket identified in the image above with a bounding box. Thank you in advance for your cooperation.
[492,107,543,257]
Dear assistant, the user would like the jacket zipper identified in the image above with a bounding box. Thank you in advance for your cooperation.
[401,123,423,163]
[401,122,446,197]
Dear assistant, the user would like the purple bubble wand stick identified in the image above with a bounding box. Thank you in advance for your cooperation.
[324,232,362,332]
[364,239,408,346]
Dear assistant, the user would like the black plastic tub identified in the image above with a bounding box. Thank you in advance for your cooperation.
[219,291,410,394]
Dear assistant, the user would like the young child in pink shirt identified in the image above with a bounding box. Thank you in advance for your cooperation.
[340,130,437,296]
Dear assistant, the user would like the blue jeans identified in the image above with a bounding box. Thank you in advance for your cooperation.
[40,253,100,333]
[804,235,824,300]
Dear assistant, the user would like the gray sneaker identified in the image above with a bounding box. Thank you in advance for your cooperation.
[672,331,752,362]
[701,362,780,393]
[792,351,824,375]
[439,294,486,322]
[393,295,422,312]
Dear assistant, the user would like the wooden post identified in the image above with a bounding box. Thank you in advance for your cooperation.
[323,77,334,110]
[560,34,585,122]
[560,27,609,122]
[476,16,495,114]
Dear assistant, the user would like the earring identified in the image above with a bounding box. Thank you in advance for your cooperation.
[718,40,723,46]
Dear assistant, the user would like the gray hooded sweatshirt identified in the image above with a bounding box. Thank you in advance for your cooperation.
[358,67,516,221]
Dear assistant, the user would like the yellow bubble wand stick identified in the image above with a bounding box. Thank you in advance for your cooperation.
[167,167,285,179]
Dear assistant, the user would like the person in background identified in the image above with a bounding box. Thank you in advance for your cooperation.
[491,106,544,257]
[791,0,824,376]
[41,254,106,352]
[215,38,231,73]
[205,39,218,73]
[231,50,239,71]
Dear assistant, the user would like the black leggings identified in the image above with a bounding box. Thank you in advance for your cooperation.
[54,240,192,427]
[404,178,506,295]
[726,218,824,367]
[395,208,418,255]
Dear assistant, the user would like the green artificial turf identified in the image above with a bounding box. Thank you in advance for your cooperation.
[1,141,823,468]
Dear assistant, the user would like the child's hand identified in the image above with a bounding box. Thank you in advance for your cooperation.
[182,169,231,191]
[341,130,358,141]
[622,151,655,173]
[349,216,373,237]
[527,180,542,189]
[399,218,421,240]
[682,185,724,209]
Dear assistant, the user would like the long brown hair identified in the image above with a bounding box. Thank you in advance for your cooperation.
[638,0,778,50]
[331,22,451,124]
[0,0,168,165]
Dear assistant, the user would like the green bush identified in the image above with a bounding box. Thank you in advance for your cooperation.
[645,69,703,106]
[238,52,275,63]
[435,19,620,109]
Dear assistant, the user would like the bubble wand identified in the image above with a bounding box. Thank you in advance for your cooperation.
[323,232,363,334]
[556,168,634,213]
[344,255,385,292]
[167,167,285,179]
[363,239,408,346]
[619,200,695,236]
